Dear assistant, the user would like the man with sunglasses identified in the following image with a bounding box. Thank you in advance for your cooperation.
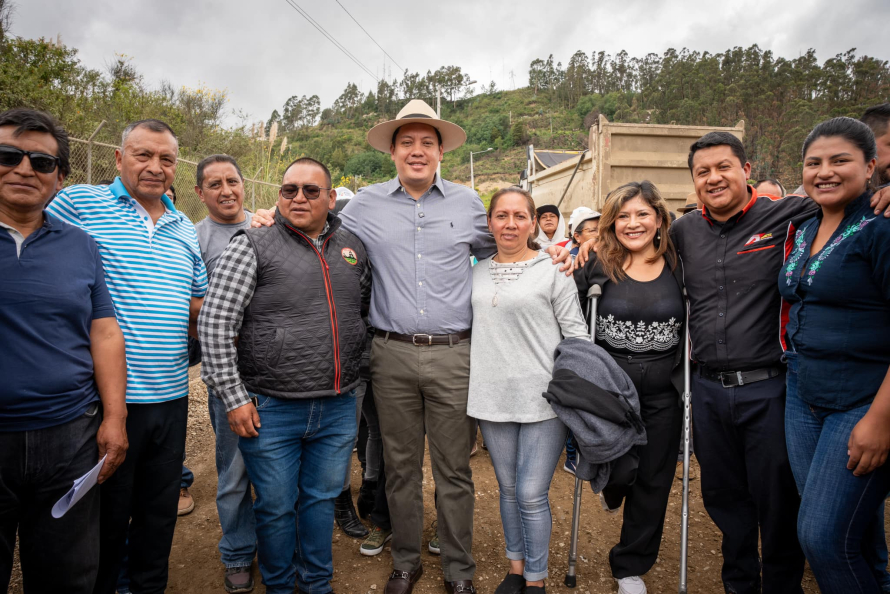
[46,119,208,594]
[199,157,370,594]
[0,108,128,593]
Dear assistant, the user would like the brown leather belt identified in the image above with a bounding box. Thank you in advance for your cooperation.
[383,330,471,346]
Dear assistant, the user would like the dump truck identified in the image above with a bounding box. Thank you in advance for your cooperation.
[524,115,745,216]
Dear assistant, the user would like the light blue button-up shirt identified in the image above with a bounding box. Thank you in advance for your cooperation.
[339,175,495,334]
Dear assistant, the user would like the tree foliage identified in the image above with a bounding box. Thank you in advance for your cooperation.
[2,29,887,190]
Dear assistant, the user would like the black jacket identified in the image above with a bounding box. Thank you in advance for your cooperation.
[236,212,369,399]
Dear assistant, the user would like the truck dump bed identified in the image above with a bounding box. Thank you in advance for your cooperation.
[528,115,745,216]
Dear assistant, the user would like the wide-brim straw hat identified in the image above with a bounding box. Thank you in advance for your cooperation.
[367,99,467,153]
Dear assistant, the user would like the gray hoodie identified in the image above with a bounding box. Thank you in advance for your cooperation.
[544,337,647,491]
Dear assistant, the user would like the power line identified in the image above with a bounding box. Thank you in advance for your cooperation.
[334,0,405,74]
[281,0,379,83]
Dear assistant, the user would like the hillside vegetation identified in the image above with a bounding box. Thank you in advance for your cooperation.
[3,29,888,191]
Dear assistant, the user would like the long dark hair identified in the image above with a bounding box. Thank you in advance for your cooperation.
[597,181,677,283]
[487,187,541,250]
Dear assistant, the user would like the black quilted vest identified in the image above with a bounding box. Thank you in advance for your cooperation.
[235,212,368,399]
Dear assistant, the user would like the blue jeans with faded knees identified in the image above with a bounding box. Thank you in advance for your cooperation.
[239,391,357,594]
[479,417,567,582]
[208,389,257,569]
[785,352,890,594]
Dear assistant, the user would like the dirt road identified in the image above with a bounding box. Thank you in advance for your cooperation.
[163,372,828,594]
[9,368,871,593]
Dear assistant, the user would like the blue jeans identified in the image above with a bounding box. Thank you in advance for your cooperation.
[239,391,356,594]
[180,465,193,489]
[785,352,890,594]
[479,417,567,581]
[208,390,257,569]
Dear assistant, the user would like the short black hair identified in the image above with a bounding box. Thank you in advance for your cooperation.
[861,103,890,139]
[802,117,876,162]
[284,157,332,187]
[688,131,747,172]
[0,108,70,176]
[197,154,243,188]
[166,185,177,204]
[391,124,443,147]
[121,119,177,145]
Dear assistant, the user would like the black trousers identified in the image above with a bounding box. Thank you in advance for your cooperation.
[93,398,188,594]
[691,371,804,594]
[364,391,392,531]
[604,355,683,579]
[0,407,101,593]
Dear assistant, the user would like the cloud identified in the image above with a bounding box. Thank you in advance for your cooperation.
[13,0,889,124]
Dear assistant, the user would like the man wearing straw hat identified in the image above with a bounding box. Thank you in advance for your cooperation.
[253,99,570,594]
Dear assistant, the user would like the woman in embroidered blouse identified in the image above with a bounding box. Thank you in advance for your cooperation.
[574,181,685,594]
[466,188,589,594]
[779,117,890,594]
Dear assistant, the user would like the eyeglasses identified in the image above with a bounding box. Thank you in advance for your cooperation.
[0,145,61,174]
[279,184,330,201]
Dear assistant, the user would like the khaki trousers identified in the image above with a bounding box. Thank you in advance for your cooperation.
[370,334,476,581]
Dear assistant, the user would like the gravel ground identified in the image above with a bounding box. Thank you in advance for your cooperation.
[7,366,887,593]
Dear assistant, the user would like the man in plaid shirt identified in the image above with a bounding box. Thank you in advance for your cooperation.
[198,157,370,594]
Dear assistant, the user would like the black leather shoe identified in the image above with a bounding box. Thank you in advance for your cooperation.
[357,479,377,519]
[444,580,477,594]
[334,489,369,538]
[494,573,525,594]
[384,566,423,594]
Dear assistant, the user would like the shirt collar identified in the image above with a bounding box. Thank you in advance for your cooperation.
[111,177,178,214]
[814,189,873,220]
[701,185,758,225]
[387,174,445,198]
[0,212,63,234]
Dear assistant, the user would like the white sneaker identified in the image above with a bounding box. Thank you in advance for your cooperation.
[599,492,620,515]
[616,576,647,594]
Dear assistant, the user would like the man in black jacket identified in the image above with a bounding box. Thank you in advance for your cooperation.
[199,157,371,594]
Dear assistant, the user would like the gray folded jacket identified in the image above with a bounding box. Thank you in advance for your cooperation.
[543,337,647,492]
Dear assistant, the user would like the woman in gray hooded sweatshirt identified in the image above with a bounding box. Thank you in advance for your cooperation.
[467,188,589,594]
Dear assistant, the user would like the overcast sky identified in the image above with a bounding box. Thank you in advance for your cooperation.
[14,0,890,126]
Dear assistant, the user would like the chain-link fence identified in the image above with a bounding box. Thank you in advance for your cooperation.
[68,138,280,223]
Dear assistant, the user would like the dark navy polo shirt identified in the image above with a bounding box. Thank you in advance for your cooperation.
[0,212,116,431]
[779,191,890,410]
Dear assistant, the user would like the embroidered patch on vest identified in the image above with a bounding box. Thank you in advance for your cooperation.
[341,247,358,265]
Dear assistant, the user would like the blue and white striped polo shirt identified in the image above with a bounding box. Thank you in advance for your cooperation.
[47,178,208,404]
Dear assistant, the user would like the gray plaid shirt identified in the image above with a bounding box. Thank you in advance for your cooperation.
[198,222,371,411]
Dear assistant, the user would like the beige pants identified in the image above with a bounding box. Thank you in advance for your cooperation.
[370,334,476,582]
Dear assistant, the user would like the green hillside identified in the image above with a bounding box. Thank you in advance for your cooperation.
[2,28,888,194]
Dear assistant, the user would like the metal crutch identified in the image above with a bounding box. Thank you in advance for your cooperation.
[678,292,692,594]
[565,284,601,588]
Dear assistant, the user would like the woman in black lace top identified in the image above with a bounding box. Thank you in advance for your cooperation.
[574,181,685,594]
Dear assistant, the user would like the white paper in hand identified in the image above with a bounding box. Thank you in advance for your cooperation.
[52,454,107,519]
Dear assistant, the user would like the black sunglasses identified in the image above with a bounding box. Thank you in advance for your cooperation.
[0,145,61,174]
[279,183,330,201]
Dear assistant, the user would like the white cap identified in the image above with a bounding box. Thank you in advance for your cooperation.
[568,207,601,232]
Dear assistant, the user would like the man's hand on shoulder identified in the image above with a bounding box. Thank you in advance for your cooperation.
[573,238,598,270]
[871,186,890,218]
[545,244,574,276]
[251,207,276,228]
[227,401,261,437]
